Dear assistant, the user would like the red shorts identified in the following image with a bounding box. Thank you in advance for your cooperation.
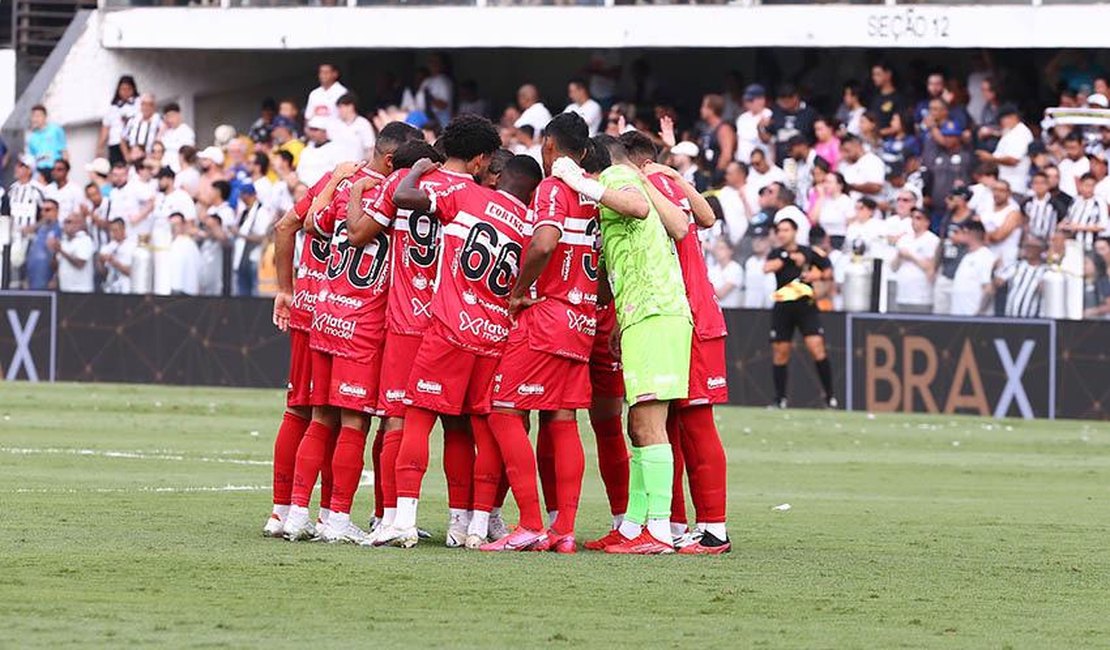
[590,304,624,399]
[676,335,728,409]
[286,328,313,407]
[492,328,591,411]
[377,331,423,418]
[310,346,384,414]
[405,321,500,416]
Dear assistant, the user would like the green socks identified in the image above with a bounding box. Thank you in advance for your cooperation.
[625,446,647,525]
[625,443,673,526]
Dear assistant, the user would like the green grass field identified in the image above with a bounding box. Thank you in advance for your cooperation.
[2,383,1108,648]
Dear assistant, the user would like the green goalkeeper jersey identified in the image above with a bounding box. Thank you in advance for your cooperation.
[597,164,691,331]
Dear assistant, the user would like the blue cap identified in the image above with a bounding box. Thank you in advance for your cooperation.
[405,110,430,128]
[239,182,256,195]
[271,116,296,131]
[743,84,766,101]
[939,121,961,137]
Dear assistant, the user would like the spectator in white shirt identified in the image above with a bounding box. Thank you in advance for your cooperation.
[121,93,163,163]
[97,218,136,294]
[51,212,95,293]
[98,75,138,166]
[707,239,744,308]
[295,117,344,187]
[153,167,195,241]
[1057,132,1090,198]
[982,180,1024,270]
[175,146,201,199]
[230,184,274,297]
[197,180,234,296]
[158,103,195,173]
[742,227,778,309]
[714,161,754,246]
[839,134,886,202]
[979,104,1033,196]
[845,197,888,257]
[417,53,454,127]
[809,172,854,249]
[950,221,998,316]
[167,212,201,295]
[745,149,787,208]
[102,162,148,236]
[564,78,603,136]
[44,160,86,220]
[513,125,544,168]
[514,84,552,137]
[891,208,940,313]
[123,160,157,236]
[1060,173,1110,253]
[332,93,375,162]
[305,63,347,121]
[734,84,773,164]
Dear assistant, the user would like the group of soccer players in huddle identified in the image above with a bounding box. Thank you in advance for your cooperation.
[263,110,730,555]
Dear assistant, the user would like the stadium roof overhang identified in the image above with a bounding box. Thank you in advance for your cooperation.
[98,4,1110,51]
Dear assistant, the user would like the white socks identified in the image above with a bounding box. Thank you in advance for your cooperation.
[468,510,490,537]
[705,523,728,540]
[272,504,290,520]
[317,507,332,525]
[611,513,624,530]
[380,507,396,529]
[547,510,559,527]
[670,522,688,538]
[646,518,671,545]
[394,497,419,530]
[618,519,642,540]
[328,511,350,530]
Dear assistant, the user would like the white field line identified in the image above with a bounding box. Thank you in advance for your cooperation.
[13,484,270,494]
[0,447,270,466]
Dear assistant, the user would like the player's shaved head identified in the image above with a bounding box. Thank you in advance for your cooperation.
[498,155,544,204]
[617,131,657,167]
[392,140,444,170]
[542,113,590,173]
[441,114,502,162]
[376,121,422,154]
[582,136,613,174]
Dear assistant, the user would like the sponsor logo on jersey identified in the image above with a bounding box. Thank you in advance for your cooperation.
[338,382,367,398]
[313,312,357,340]
[707,376,727,390]
[416,379,443,395]
[459,311,510,341]
[560,248,573,281]
[411,298,431,317]
[517,384,545,396]
[413,274,429,290]
[385,389,406,402]
[462,290,478,306]
[567,288,583,305]
[566,310,597,336]
[326,292,364,309]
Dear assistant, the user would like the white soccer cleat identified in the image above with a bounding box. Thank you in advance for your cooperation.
[367,515,381,534]
[283,506,317,542]
[673,530,702,550]
[319,519,370,545]
[371,525,419,549]
[445,518,469,548]
[263,513,286,538]
[488,513,510,541]
[464,534,487,550]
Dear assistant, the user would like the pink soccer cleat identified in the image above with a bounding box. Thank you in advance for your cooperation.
[478,527,545,552]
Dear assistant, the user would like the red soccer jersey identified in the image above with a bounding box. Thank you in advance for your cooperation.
[431,185,532,356]
[521,177,600,363]
[290,173,333,332]
[648,172,727,341]
[369,169,442,336]
[310,171,392,360]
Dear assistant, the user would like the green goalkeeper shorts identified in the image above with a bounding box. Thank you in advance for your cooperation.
[620,314,693,405]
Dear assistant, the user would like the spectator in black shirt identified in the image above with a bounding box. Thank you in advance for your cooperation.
[924,122,973,222]
[769,83,817,163]
[869,62,904,139]
[933,186,975,314]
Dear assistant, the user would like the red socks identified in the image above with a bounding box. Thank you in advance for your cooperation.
[488,412,544,531]
[371,425,385,519]
[667,409,688,526]
[320,425,337,510]
[590,413,629,516]
[536,423,557,514]
[291,420,336,509]
[273,411,310,506]
[679,405,728,524]
[395,407,438,500]
[470,416,503,514]
[379,428,403,510]
[494,469,509,509]
[330,425,367,515]
[442,425,475,511]
[547,419,585,536]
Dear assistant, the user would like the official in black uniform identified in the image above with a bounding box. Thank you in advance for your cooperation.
[763,217,836,409]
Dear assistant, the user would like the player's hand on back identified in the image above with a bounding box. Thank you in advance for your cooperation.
[508,292,545,319]
[551,156,585,183]
[333,161,361,180]
[411,158,441,178]
[643,162,679,180]
[272,291,293,332]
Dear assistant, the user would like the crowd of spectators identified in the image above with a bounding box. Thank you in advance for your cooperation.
[3,54,1110,318]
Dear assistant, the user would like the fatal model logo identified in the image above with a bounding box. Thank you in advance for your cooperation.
[313,312,357,339]
[458,311,510,341]
[566,310,597,335]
